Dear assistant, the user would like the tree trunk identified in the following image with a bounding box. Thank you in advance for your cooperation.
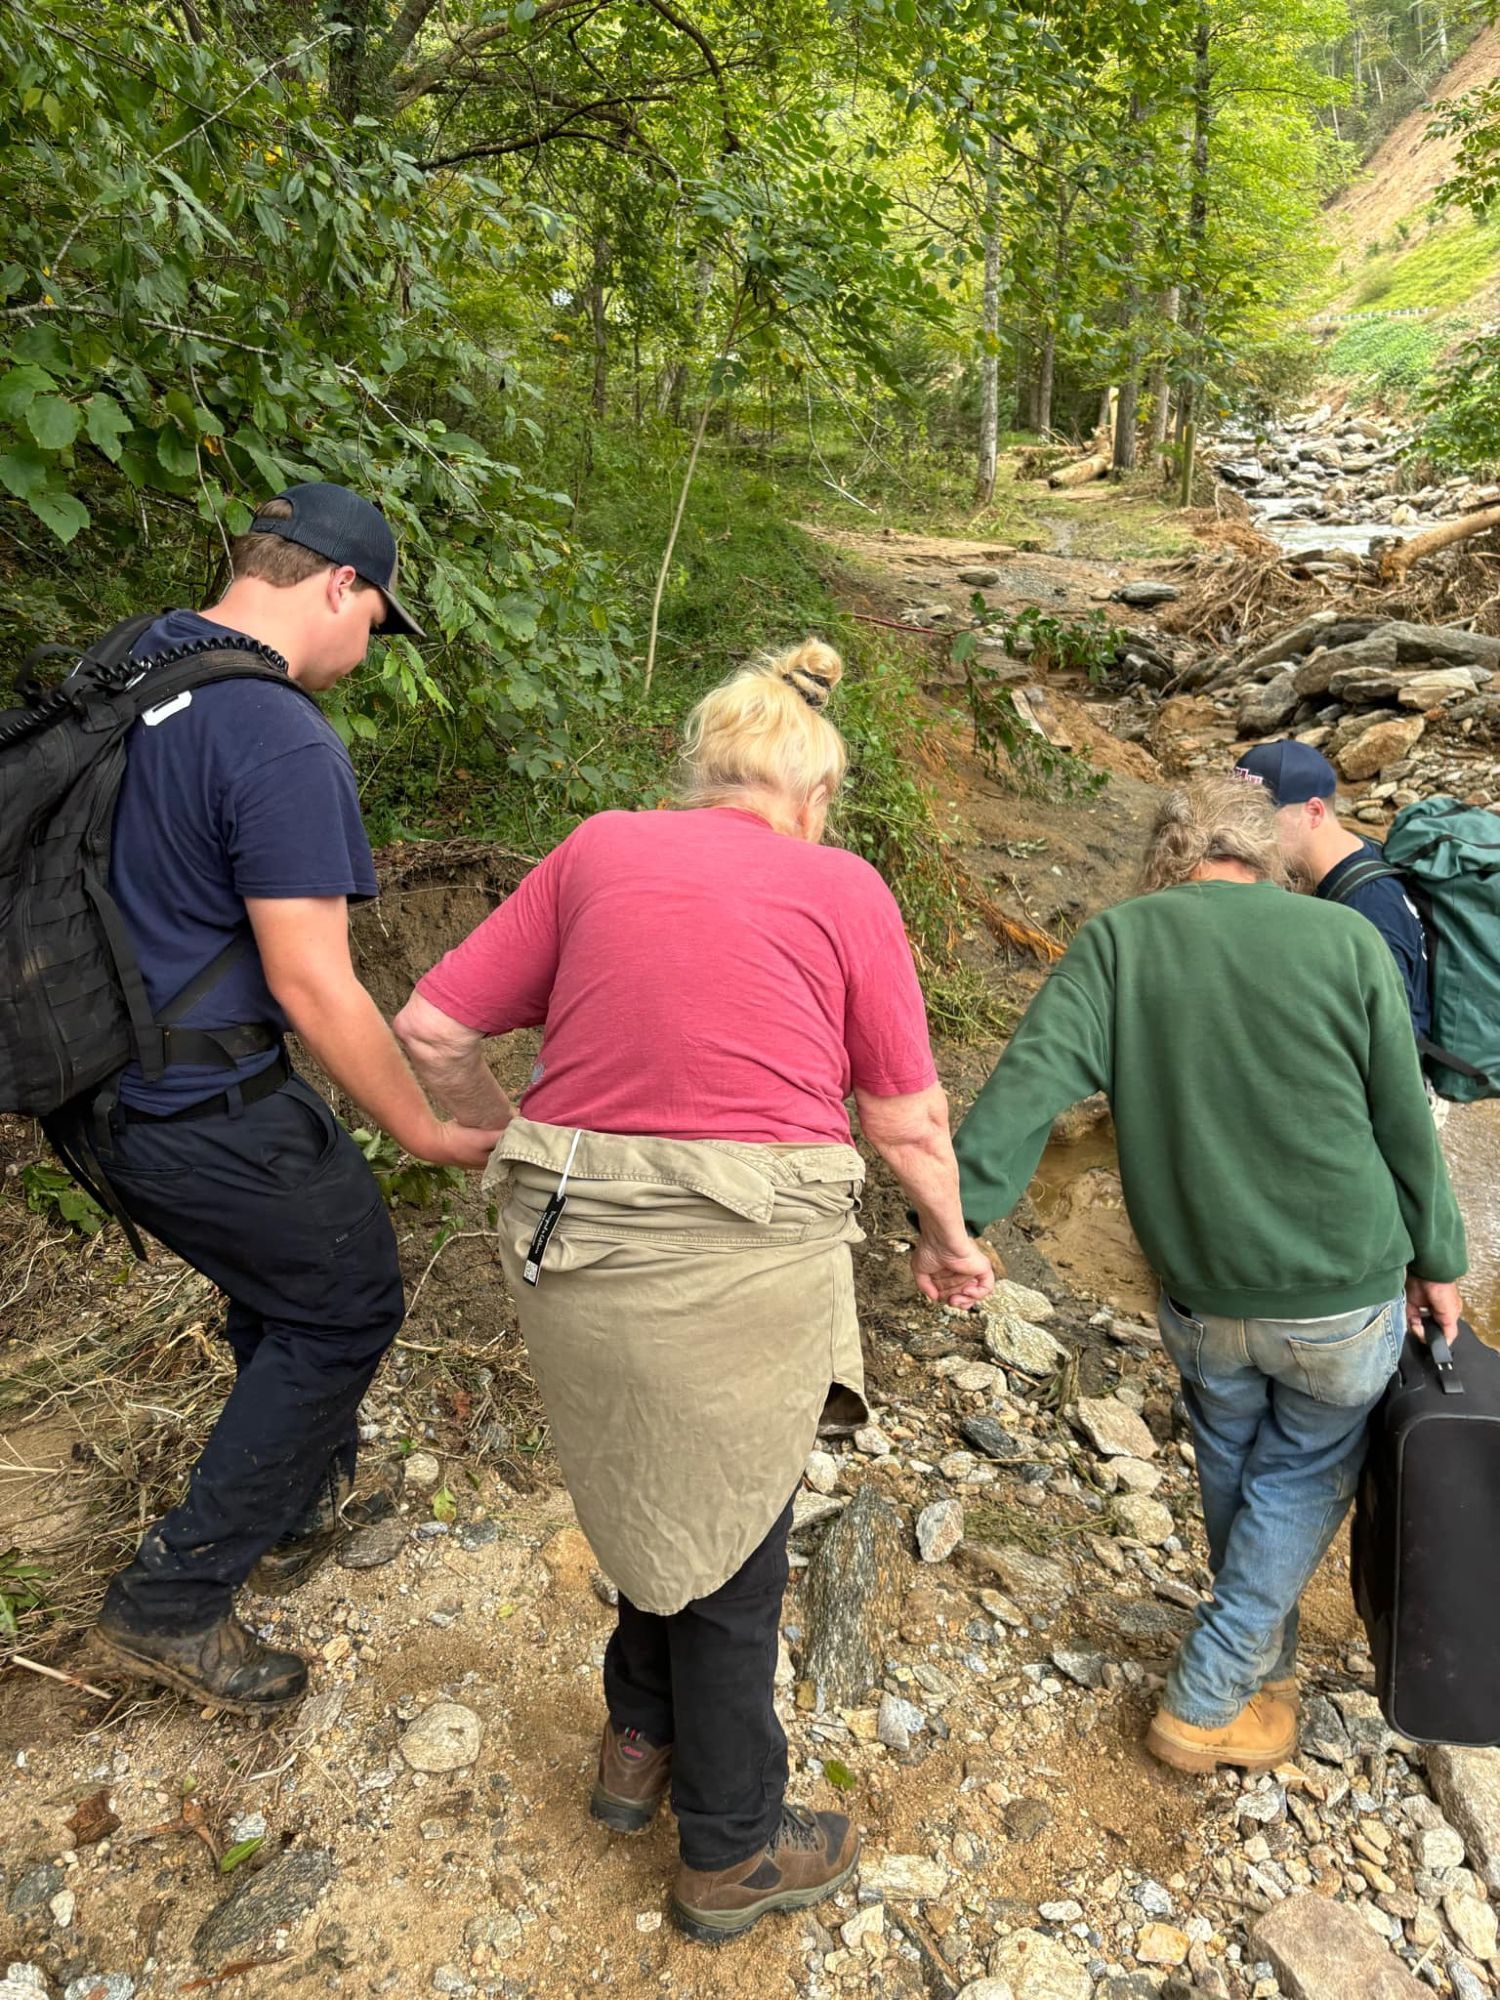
[588,230,610,419]
[1097,385,1116,440]
[975,135,1003,505]
[1112,94,1147,475]
[1174,5,1211,505]
[1037,325,1057,435]
[328,0,375,122]
[1148,285,1180,458]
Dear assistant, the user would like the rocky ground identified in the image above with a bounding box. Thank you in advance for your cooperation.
[5,511,1500,2000]
[1211,403,1500,546]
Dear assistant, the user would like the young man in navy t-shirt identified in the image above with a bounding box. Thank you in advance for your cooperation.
[1233,741,1432,1036]
[72,484,503,1715]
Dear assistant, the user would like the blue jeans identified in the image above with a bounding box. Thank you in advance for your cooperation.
[1157,1290,1403,1728]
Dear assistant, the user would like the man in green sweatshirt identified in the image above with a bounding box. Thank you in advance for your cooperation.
[950,777,1465,1776]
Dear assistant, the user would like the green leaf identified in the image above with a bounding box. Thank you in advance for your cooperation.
[157,427,199,478]
[0,446,48,499]
[431,1486,458,1524]
[13,325,68,371]
[0,364,53,420]
[84,394,132,463]
[28,487,90,545]
[25,396,81,450]
[823,1759,858,1792]
[219,1836,265,1874]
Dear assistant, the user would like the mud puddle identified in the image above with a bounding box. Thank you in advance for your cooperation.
[1030,1102,1500,1345]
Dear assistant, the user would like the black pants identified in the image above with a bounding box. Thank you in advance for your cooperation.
[64,1075,405,1632]
[603,1495,793,1871]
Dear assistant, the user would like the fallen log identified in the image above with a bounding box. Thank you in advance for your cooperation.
[1382,503,1500,577]
[1048,451,1110,490]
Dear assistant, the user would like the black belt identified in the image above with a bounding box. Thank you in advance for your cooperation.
[113,1048,291,1123]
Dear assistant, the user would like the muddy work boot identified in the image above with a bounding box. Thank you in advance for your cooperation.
[247,1457,404,1594]
[671,1804,860,1943]
[589,1723,673,1833]
[94,1611,308,1718]
[1145,1692,1297,1775]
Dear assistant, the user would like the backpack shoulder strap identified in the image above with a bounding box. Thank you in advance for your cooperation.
[14,612,160,704]
[1324,856,1401,906]
[124,640,320,718]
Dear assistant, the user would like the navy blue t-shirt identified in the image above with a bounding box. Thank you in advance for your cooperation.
[110,610,378,1111]
[1317,838,1432,1041]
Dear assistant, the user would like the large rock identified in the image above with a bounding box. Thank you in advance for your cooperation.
[1399,667,1481,708]
[1113,581,1179,607]
[991,1278,1056,1321]
[1337,714,1426,782]
[193,1850,334,1968]
[1253,1892,1426,1998]
[1114,1493,1174,1547]
[1429,1745,1500,1893]
[802,1484,910,1705]
[988,1929,1092,2000]
[1237,667,1301,734]
[984,1312,1067,1376]
[1073,1396,1158,1459]
[1292,629,1398,697]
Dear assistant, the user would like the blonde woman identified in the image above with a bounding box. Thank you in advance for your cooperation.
[395,642,993,1941]
[952,777,1465,1776]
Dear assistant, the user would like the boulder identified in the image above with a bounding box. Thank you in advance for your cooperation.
[1398,668,1481,708]
[1112,581,1179,607]
[1253,1891,1426,1998]
[1237,668,1301,734]
[1337,715,1426,782]
[1291,630,1398,698]
[801,1484,910,1704]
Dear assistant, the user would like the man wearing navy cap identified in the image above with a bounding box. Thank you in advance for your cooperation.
[73,485,504,1714]
[1233,740,1432,1044]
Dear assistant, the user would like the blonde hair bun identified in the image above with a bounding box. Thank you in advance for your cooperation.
[762,638,843,713]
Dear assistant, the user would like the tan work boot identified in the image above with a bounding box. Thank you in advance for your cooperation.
[589,1723,673,1834]
[671,1804,859,1943]
[1146,1693,1297,1775]
[1260,1674,1299,1710]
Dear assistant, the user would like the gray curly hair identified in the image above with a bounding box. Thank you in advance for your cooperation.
[1139,775,1289,894]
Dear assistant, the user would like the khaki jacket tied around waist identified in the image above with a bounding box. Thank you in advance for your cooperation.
[485,1117,869,1614]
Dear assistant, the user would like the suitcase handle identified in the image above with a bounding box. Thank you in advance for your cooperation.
[1424,1316,1467,1397]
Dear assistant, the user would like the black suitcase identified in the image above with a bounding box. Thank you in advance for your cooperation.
[1352,1317,1500,1746]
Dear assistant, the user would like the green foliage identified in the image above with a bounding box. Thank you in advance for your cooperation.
[1419,329,1500,474]
[219,1837,266,1875]
[1349,215,1500,313]
[19,1162,105,1238]
[349,1128,464,1210]
[952,631,1105,802]
[0,1,623,775]
[0,1550,49,1641]
[1325,316,1459,402]
[972,600,1124,681]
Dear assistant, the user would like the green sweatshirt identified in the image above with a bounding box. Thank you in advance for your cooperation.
[955,880,1466,1320]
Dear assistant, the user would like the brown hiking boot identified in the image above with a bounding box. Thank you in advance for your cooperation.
[247,1458,404,1594]
[1260,1674,1299,1711]
[671,1804,860,1943]
[94,1612,308,1718]
[1145,1693,1297,1776]
[589,1723,673,1833]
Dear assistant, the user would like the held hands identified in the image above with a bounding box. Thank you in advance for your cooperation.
[912,1232,999,1311]
[416,1116,509,1171]
[1406,1273,1463,1346]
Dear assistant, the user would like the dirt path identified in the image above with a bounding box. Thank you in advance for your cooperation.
[1,531,1493,2000]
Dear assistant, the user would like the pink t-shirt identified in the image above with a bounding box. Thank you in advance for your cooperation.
[416,807,938,1146]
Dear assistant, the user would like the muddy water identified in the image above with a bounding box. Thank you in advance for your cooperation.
[1031,1105,1500,1342]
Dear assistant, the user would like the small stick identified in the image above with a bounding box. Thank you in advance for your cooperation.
[7,1653,113,1700]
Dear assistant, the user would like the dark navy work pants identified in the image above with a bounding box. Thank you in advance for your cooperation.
[76,1074,405,1632]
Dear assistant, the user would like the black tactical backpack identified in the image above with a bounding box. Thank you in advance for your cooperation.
[0,614,316,1117]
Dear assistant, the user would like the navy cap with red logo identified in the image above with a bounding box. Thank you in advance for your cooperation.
[1232,739,1338,807]
[250,483,426,640]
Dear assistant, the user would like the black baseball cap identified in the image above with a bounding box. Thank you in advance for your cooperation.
[250,482,426,640]
[1233,739,1337,807]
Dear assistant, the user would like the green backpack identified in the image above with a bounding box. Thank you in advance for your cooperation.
[1341,797,1500,1104]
